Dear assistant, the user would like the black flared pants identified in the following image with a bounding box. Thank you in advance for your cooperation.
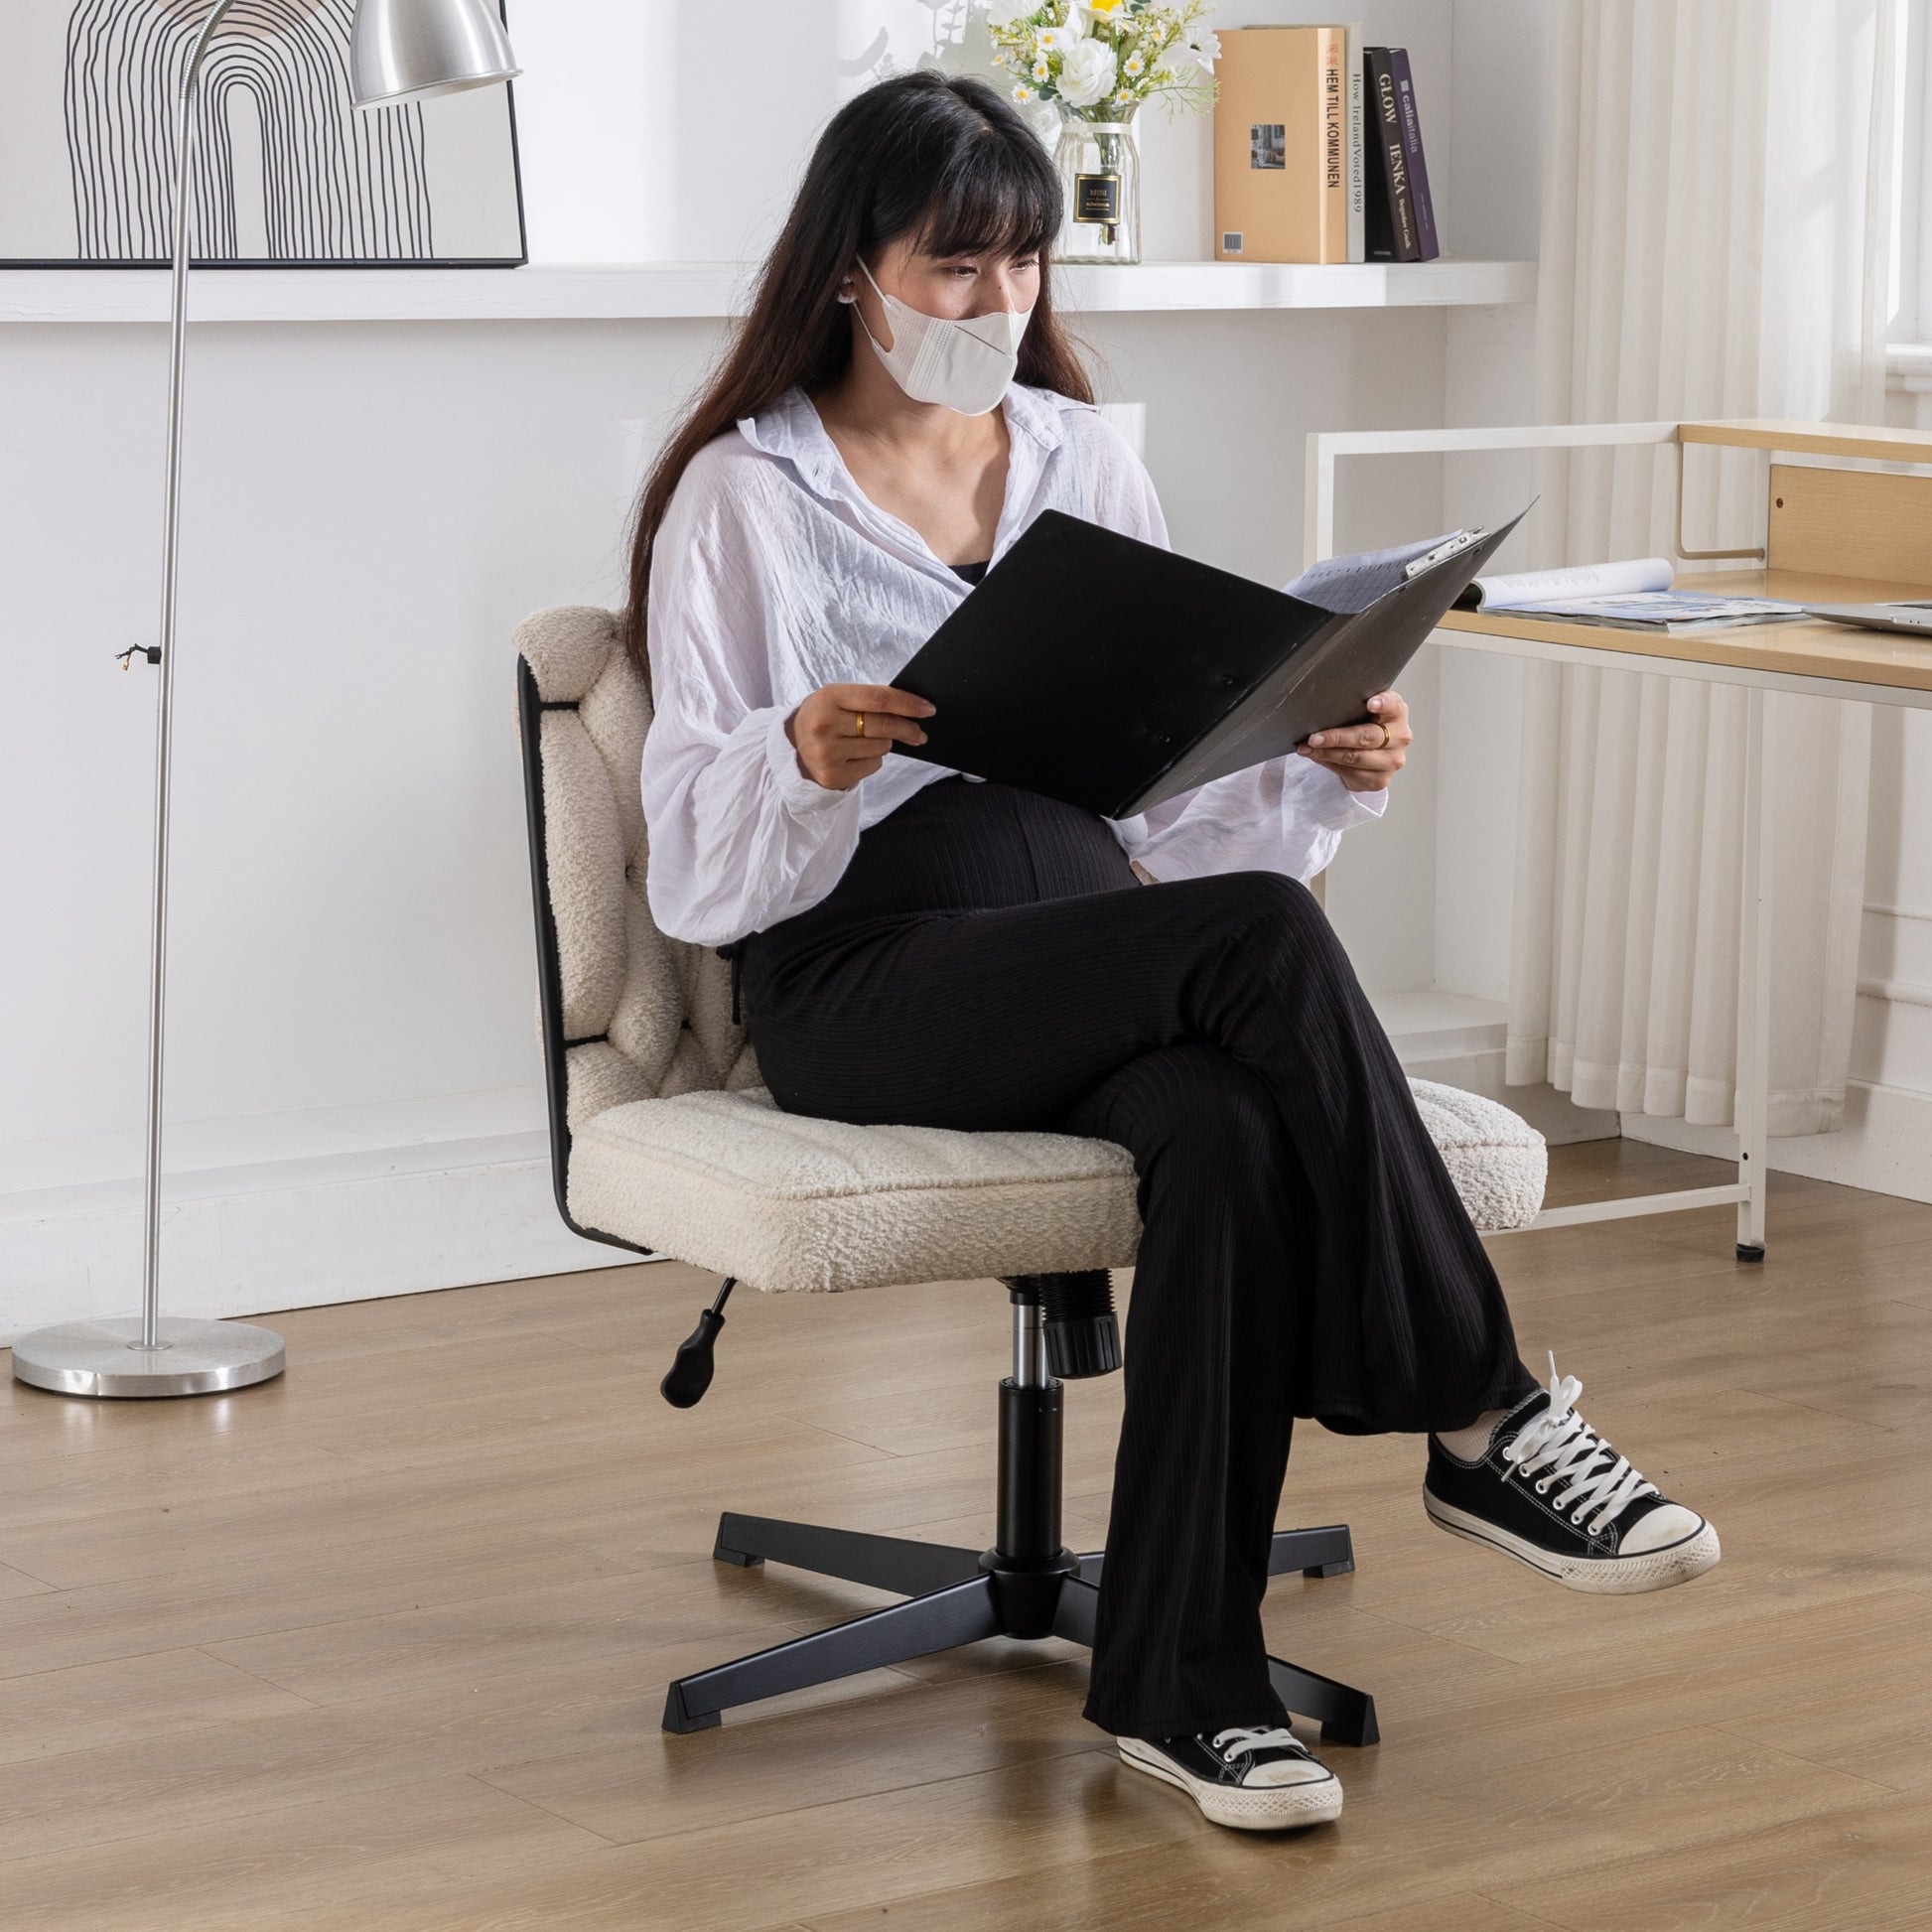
[736,776,1536,1739]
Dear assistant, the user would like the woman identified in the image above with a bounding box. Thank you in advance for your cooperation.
[631,70,1720,1835]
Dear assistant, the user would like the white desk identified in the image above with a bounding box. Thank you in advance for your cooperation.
[1309,417,1932,1257]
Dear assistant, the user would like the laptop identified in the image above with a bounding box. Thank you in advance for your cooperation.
[1801,601,1932,636]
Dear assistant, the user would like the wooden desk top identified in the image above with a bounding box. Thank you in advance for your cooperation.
[1677,418,1932,465]
[1436,568,1932,695]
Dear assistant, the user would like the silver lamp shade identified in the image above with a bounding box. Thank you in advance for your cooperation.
[350,0,520,109]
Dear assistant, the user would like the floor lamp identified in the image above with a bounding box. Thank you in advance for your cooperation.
[10,0,520,1401]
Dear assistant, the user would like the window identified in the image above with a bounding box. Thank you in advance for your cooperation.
[1891,0,1930,347]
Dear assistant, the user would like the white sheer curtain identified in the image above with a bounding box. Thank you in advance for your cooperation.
[1506,0,1899,1137]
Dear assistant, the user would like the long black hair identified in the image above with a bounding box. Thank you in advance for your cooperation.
[621,70,1092,675]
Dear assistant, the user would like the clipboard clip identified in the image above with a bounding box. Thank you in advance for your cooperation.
[1403,528,1487,580]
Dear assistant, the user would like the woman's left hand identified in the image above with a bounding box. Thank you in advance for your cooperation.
[1296,690,1412,792]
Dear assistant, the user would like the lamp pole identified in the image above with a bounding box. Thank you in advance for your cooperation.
[138,1,244,1356]
[11,0,519,1400]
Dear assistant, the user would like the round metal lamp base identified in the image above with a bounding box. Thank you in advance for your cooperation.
[10,1315,286,1399]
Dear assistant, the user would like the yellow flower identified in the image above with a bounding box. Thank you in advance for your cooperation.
[1087,0,1124,13]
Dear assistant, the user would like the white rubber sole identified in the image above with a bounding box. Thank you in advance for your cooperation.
[1424,1489,1722,1594]
[1118,1736,1343,1831]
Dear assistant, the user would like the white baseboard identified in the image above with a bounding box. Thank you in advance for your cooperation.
[1371,988,1620,1145]
[1619,1077,1932,1206]
[1,1027,1604,1347]
[0,1133,642,1350]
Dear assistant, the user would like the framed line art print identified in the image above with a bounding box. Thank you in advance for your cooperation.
[1,0,526,267]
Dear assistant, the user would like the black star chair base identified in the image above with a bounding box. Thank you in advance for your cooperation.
[662,1274,1375,1745]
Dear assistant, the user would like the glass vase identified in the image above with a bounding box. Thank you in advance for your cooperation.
[1053,107,1141,264]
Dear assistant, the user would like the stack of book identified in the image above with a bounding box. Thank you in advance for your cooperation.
[1213,27,1439,265]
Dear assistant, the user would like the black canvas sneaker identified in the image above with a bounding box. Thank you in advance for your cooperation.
[1424,1354,1721,1594]
[1118,1725,1342,1831]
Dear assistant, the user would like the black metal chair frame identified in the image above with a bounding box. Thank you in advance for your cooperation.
[517,657,1378,1746]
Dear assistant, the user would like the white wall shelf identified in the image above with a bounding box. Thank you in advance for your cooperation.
[0,257,1536,325]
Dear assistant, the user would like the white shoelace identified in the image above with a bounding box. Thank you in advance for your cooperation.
[1501,1352,1659,1537]
[1210,1724,1305,1761]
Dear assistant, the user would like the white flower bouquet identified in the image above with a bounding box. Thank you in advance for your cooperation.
[980,0,1219,121]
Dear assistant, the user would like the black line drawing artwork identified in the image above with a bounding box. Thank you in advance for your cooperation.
[63,0,434,261]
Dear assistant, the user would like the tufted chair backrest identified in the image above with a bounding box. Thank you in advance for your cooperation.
[514,606,760,1154]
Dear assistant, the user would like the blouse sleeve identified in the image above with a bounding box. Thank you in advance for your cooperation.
[1120,758,1390,886]
[638,453,866,947]
[1079,416,1393,886]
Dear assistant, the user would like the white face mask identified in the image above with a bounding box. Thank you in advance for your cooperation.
[846,255,1033,416]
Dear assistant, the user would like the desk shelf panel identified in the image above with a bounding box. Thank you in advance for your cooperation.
[1438,568,1932,698]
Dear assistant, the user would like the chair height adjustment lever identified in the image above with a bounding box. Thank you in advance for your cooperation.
[660,1277,738,1408]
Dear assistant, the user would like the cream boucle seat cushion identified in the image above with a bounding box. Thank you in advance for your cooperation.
[566,1078,1548,1297]
[516,603,1547,1298]
[1407,1077,1547,1242]
[569,1088,1144,1297]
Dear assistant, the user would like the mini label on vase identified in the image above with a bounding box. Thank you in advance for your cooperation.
[1074,173,1121,224]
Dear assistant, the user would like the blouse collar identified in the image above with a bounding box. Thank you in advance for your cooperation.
[735,383,1082,583]
[738,380,1072,476]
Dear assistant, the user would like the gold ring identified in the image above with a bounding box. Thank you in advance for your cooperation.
[854,710,866,739]
[1375,720,1392,751]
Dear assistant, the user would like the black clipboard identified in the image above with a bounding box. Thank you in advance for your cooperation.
[890,505,1529,819]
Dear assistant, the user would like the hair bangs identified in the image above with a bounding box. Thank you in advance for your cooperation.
[910,132,1058,261]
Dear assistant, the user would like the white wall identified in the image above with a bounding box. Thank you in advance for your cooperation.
[509,2,1057,263]
[1430,0,1546,1004]
[503,1,1464,268]
[1275,1,1555,1003]
[0,3,1547,1342]
[0,318,731,1342]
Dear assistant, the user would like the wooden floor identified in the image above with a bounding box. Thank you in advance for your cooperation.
[4,1138,1932,1930]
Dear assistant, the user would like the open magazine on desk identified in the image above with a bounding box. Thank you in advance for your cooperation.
[1454,555,1805,634]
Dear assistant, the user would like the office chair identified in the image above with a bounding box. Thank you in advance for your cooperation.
[514,604,1548,1742]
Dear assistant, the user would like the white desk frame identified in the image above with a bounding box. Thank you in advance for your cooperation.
[1307,420,1932,1255]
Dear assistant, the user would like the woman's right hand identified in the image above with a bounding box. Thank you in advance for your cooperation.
[785,682,936,790]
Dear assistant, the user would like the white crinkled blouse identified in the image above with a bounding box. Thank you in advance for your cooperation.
[638,380,1387,948]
